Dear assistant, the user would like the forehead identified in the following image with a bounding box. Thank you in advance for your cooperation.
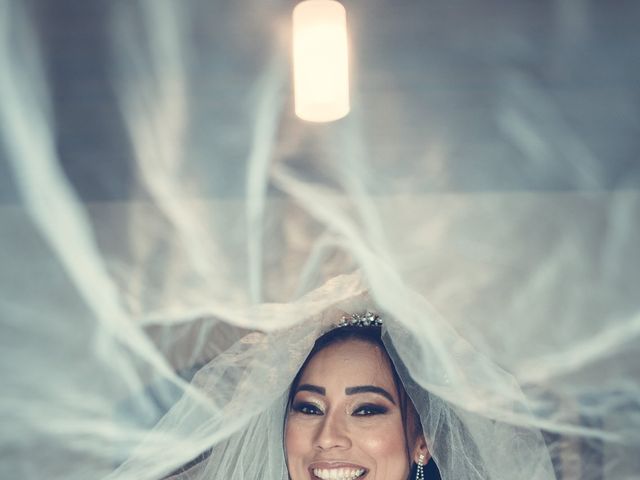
[300,339,396,389]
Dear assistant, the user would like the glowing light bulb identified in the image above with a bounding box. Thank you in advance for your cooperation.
[292,0,350,123]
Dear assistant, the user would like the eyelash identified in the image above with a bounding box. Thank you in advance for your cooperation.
[353,404,388,416]
[292,402,388,417]
[292,402,323,415]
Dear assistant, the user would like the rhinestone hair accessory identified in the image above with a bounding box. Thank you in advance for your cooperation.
[336,311,382,328]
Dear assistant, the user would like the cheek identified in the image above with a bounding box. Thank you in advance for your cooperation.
[360,422,406,455]
[285,420,310,465]
[357,420,408,478]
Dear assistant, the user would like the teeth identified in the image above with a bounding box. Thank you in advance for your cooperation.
[313,468,365,480]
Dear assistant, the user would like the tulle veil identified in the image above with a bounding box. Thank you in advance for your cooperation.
[1,1,639,479]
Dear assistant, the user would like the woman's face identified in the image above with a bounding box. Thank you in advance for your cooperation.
[285,339,416,480]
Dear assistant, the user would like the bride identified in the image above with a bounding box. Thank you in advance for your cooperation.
[157,305,554,480]
[284,314,439,480]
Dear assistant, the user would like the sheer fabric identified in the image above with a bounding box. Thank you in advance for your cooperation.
[1,1,639,479]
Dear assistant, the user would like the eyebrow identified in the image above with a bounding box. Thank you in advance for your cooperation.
[297,384,326,395]
[296,384,396,405]
[345,385,396,405]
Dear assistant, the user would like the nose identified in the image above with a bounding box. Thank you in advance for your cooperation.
[314,410,352,451]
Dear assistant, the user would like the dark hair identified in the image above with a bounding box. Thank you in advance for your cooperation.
[285,325,441,479]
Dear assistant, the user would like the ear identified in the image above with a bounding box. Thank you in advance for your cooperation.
[411,434,431,465]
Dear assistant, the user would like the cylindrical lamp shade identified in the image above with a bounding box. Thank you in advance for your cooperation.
[292,0,350,122]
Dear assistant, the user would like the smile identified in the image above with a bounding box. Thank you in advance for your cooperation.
[312,467,366,480]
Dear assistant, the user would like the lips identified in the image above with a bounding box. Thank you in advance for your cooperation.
[309,463,368,480]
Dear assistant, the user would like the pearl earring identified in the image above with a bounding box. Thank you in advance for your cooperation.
[416,453,425,480]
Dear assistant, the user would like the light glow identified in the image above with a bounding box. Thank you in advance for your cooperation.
[292,0,350,122]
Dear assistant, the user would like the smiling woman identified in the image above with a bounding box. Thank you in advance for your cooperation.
[284,316,441,480]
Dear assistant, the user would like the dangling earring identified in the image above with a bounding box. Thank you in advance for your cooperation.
[416,453,425,480]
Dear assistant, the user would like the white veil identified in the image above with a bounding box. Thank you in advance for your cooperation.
[1,0,639,479]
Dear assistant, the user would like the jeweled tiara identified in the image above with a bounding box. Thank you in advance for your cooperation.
[336,311,382,328]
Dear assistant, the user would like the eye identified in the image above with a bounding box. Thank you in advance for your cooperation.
[353,404,388,416]
[292,402,323,415]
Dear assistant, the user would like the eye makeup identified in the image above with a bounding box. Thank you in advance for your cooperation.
[291,397,325,415]
[352,403,389,416]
